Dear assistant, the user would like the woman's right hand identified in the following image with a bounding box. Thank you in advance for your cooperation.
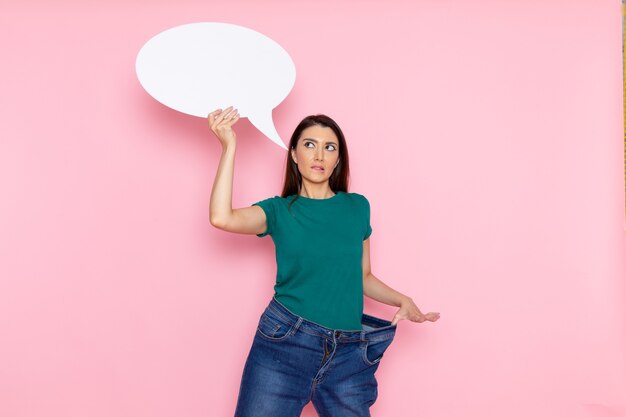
[207,106,240,148]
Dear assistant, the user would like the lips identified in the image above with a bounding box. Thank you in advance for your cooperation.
[311,165,324,171]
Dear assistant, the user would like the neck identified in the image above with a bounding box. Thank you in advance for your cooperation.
[299,181,335,199]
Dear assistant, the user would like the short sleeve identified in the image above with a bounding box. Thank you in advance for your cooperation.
[251,196,277,238]
[362,195,372,240]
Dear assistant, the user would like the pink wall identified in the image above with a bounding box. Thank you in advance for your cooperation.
[1,1,624,416]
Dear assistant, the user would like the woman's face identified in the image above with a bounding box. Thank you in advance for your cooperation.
[291,125,340,185]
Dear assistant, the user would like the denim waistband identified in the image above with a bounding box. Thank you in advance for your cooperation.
[266,296,396,343]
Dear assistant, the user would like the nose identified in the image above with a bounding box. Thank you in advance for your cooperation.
[315,148,324,161]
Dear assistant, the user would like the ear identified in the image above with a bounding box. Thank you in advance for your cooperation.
[291,149,297,164]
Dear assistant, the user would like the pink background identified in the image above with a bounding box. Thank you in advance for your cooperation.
[1,1,625,416]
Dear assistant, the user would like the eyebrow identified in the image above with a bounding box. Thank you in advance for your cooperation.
[303,137,338,146]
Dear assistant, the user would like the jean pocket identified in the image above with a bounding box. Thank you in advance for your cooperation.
[256,309,296,342]
[361,336,394,366]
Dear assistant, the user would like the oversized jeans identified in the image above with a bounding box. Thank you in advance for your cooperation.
[234,296,397,417]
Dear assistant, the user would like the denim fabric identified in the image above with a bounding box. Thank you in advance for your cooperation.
[234,296,397,417]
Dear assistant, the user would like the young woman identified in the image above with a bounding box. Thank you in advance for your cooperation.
[207,106,440,417]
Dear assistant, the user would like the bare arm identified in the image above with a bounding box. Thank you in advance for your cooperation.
[362,237,440,325]
[362,238,409,307]
[207,107,268,235]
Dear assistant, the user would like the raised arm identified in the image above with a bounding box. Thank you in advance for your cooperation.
[207,107,268,235]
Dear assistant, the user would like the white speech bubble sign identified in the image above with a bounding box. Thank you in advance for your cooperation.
[135,22,296,150]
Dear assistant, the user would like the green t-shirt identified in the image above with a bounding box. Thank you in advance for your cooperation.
[251,191,372,330]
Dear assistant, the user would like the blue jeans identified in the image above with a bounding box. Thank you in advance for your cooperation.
[234,296,397,417]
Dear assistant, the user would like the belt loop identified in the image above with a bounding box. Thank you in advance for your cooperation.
[291,317,303,334]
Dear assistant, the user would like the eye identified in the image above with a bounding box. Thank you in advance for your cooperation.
[304,141,314,148]
[326,144,337,151]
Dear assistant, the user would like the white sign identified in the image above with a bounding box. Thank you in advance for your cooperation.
[136,22,296,149]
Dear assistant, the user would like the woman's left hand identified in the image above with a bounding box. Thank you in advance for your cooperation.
[391,297,440,326]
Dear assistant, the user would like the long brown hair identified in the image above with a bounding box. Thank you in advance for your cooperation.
[281,115,350,208]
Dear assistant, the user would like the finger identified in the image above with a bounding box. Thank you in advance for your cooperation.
[413,313,424,321]
[427,313,440,321]
[214,106,233,124]
[217,107,235,124]
[218,109,238,126]
[224,111,240,125]
[219,106,235,119]
[208,109,223,128]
